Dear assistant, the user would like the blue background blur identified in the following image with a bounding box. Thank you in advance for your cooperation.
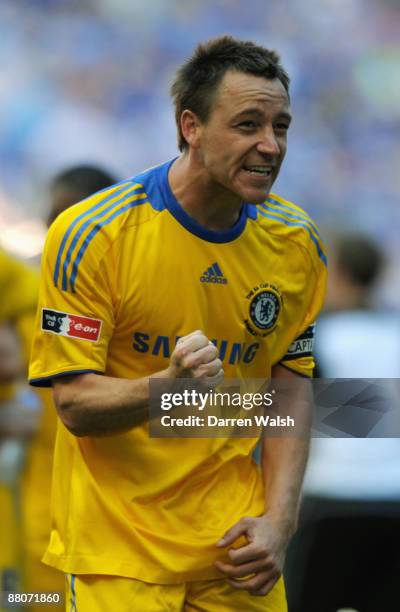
[0,0,399,303]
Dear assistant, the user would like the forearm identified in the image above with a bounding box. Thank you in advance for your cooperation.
[53,370,170,437]
[261,367,313,533]
[52,330,223,438]
[262,435,310,534]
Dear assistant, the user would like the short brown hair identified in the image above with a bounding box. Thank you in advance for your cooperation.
[171,35,290,152]
[335,233,385,288]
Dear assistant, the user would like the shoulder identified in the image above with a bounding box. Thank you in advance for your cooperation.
[44,165,168,293]
[50,170,163,240]
[254,192,327,273]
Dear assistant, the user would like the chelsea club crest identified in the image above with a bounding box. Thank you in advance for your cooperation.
[245,283,283,337]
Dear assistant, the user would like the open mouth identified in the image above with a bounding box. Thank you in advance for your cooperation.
[242,165,273,178]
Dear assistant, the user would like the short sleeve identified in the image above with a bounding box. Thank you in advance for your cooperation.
[280,249,327,378]
[29,212,115,387]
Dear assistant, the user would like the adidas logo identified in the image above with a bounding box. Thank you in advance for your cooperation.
[200,262,228,285]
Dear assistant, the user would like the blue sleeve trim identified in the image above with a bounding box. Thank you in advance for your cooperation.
[54,181,135,288]
[68,195,149,292]
[29,369,103,387]
[62,190,147,292]
[258,208,327,267]
[266,197,321,238]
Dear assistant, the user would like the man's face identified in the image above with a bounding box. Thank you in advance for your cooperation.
[194,70,291,204]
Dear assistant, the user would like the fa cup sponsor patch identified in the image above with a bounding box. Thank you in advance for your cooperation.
[41,308,102,342]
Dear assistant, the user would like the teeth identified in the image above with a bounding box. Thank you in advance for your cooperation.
[245,166,272,175]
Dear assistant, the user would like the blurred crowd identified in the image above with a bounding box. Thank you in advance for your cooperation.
[0,0,399,305]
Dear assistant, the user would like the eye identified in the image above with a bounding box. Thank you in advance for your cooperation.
[237,121,258,130]
[274,122,290,132]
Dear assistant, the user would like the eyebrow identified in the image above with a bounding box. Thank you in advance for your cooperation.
[232,108,292,122]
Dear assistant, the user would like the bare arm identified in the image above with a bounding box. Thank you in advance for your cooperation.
[53,372,162,437]
[262,363,312,534]
[216,364,313,596]
[52,330,223,437]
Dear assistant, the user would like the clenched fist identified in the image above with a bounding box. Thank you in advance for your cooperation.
[167,330,224,387]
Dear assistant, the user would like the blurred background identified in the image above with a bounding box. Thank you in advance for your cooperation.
[0,0,399,306]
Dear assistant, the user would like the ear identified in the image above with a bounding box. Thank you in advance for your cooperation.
[180,110,202,149]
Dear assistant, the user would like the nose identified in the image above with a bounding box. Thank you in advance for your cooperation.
[257,126,280,156]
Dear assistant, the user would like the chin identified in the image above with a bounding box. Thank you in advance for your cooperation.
[232,177,273,204]
[240,188,270,204]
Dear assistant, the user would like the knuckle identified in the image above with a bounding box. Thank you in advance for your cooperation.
[206,363,218,376]
[191,355,203,368]
[247,579,259,591]
[264,554,275,566]
[174,346,185,361]
[180,356,192,369]
[209,345,218,358]
[193,370,205,379]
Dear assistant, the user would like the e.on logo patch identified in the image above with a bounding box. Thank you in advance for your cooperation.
[41,308,102,342]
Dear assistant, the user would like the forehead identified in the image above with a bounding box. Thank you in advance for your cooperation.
[212,70,290,116]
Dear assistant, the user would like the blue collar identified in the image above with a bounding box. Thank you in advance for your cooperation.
[157,158,255,243]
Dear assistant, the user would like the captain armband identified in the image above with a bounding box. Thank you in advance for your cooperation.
[282,323,315,361]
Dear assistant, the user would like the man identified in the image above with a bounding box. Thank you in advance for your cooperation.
[29,36,327,611]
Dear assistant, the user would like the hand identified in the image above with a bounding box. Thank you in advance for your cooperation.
[215,514,292,597]
[167,330,224,387]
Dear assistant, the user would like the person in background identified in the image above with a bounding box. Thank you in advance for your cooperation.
[0,166,116,610]
[0,248,57,610]
[285,232,400,612]
[47,165,117,227]
[0,321,26,604]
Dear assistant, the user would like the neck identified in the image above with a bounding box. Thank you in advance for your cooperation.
[168,154,243,231]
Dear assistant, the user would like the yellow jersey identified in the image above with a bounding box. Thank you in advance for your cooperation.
[29,159,327,583]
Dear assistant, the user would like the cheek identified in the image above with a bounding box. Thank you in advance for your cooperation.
[279,138,288,158]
